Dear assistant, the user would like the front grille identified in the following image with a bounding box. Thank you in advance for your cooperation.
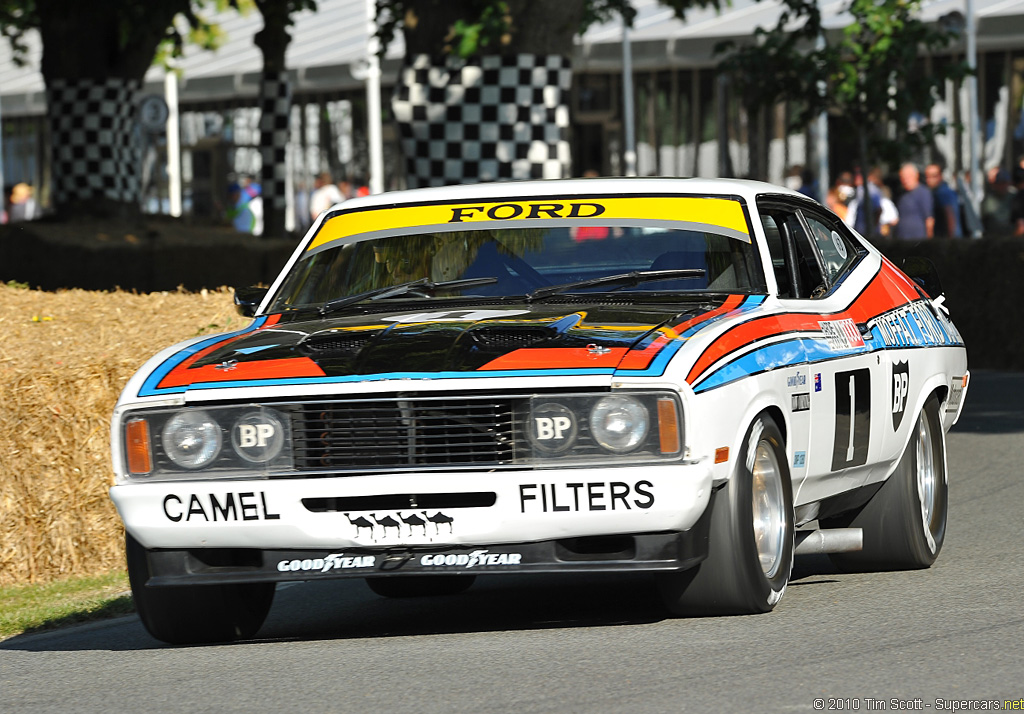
[292,397,518,470]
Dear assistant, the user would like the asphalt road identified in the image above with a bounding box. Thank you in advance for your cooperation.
[3,371,1023,713]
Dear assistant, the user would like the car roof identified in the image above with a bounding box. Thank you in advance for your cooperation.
[325,177,808,214]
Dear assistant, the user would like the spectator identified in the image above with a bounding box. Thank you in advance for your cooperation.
[826,172,855,223]
[894,163,934,240]
[1011,166,1024,237]
[227,178,263,236]
[310,172,343,222]
[981,167,1015,235]
[784,165,819,203]
[9,183,40,222]
[924,163,962,238]
[848,167,882,237]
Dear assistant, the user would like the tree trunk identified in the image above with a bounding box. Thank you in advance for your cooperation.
[857,129,875,239]
[391,0,585,186]
[37,0,189,219]
[254,1,295,238]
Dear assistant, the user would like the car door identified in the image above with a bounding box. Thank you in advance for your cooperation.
[758,198,880,508]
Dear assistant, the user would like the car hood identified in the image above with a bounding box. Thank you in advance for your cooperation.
[137,298,738,397]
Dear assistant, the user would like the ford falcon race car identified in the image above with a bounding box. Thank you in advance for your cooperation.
[111,178,968,644]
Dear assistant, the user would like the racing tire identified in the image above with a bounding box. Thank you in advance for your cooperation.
[659,414,794,616]
[823,394,947,571]
[126,534,276,645]
[365,575,476,598]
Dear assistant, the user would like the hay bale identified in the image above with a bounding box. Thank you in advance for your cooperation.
[0,284,246,585]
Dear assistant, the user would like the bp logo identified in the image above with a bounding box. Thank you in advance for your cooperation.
[529,402,577,454]
[232,411,286,463]
[891,360,910,431]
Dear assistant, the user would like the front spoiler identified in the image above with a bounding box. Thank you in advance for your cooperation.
[141,516,712,588]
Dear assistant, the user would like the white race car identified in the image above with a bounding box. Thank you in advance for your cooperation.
[110,178,968,644]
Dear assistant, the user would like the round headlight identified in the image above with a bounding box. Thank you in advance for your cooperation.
[590,396,649,453]
[161,411,222,469]
[231,411,285,463]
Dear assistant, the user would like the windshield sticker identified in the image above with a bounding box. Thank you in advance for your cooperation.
[306,195,751,254]
[381,309,530,323]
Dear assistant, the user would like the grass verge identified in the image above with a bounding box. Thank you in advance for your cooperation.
[0,571,134,640]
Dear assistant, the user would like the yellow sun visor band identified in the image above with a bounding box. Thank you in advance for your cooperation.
[306,196,751,254]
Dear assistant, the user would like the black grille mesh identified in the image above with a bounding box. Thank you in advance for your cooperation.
[292,398,518,470]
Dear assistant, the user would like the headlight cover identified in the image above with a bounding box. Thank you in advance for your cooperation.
[162,411,222,469]
[120,405,293,481]
[589,395,649,453]
[522,391,682,464]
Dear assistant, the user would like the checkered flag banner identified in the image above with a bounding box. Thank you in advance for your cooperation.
[393,54,572,188]
[259,71,291,214]
[46,78,142,205]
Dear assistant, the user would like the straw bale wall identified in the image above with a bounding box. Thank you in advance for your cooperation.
[0,284,244,585]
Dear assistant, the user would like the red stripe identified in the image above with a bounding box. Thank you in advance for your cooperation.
[157,357,325,388]
[479,347,628,371]
[616,295,747,372]
[156,314,293,390]
[685,265,915,385]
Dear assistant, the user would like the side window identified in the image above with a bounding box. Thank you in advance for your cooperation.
[758,205,827,299]
[803,214,857,283]
[760,214,792,298]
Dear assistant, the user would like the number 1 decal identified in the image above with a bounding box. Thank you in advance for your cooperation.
[832,369,871,471]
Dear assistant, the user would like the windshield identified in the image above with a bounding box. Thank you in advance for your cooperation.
[271,224,766,312]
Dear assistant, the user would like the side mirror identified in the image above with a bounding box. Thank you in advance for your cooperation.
[234,286,269,317]
[900,257,942,298]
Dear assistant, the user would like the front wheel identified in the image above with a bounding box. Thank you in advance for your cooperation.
[823,394,947,571]
[659,414,794,616]
[126,534,275,645]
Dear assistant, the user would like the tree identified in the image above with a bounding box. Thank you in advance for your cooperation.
[374,0,717,186]
[0,1,228,219]
[717,0,966,236]
[252,0,316,238]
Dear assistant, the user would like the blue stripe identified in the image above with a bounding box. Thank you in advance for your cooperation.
[138,317,268,397]
[693,335,878,393]
[142,366,620,395]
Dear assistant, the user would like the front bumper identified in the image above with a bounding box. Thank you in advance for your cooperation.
[138,522,713,587]
[111,463,713,551]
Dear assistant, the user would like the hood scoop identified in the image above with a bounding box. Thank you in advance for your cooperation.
[299,330,382,357]
[467,326,557,350]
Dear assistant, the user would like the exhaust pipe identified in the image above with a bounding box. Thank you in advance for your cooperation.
[794,528,863,555]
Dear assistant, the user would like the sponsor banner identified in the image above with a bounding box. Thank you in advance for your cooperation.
[868,301,963,349]
[892,360,910,430]
[162,491,280,523]
[343,511,456,542]
[947,376,966,413]
[786,370,808,389]
[518,480,655,513]
[307,195,751,253]
[277,554,376,573]
[420,550,523,568]
[791,392,811,412]
[819,318,866,351]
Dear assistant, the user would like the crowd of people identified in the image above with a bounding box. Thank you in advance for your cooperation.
[225,171,370,236]
[791,156,1024,240]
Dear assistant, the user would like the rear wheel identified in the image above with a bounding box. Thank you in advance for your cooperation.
[365,575,476,598]
[659,414,794,615]
[824,394,947,571]
[126,534,275,645]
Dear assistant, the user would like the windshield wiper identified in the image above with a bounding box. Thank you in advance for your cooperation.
[525,269,706,301]
[319,277,498,317]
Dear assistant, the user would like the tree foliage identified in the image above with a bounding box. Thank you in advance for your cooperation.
[373,0,719,58]
[717,0,967,172]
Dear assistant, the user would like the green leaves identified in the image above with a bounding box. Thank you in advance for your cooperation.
[716,0,968,168]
